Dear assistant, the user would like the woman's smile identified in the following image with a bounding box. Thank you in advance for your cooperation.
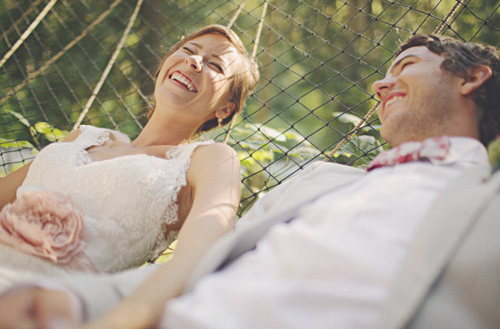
[169,71,197,93]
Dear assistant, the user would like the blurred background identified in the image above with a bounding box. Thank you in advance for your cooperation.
[1,0,499,214]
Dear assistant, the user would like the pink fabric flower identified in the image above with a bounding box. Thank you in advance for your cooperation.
[0,191,96,272]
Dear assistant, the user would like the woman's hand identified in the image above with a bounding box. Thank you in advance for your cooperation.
[0,286,78,329]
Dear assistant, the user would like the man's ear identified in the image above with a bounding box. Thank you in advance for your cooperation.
[460,65,493,96]
[217,103,236,120]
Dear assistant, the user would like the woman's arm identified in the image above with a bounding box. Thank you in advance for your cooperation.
[0,161,33,210]
[0,129,81,210]
[83,142,241,329]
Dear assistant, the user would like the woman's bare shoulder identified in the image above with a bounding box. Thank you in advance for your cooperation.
[61,129,81,143]
[191,142,238,163]
[187,142,240,183]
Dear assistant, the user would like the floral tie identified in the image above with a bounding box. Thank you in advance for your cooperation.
[366,136,451,172]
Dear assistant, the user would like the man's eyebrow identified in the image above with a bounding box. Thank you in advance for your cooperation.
[389,54,418,73]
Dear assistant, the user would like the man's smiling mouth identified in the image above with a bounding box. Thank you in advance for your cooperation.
[170,72,197,92]
[384,95,404,109]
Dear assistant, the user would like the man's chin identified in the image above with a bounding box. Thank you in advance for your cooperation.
[380,129,395,147]
[380,124,408,148]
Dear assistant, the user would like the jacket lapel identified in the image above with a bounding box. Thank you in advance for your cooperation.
[184,162,365,292]
[253,162,366,220]
[378,165,500,329]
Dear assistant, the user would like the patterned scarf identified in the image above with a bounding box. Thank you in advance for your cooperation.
[367,137,451,172]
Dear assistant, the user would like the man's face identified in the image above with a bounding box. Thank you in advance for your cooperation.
[372,46,464,147]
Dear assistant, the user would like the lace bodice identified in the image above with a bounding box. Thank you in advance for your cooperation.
[17,125,213,273]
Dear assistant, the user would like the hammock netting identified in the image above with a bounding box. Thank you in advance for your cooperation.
[1,0,499,215]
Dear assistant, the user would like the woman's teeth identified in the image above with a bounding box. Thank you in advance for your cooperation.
[171,72,196,92]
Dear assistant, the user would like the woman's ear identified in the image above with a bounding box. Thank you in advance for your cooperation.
[217,103,236,120]
[460,65,493,96]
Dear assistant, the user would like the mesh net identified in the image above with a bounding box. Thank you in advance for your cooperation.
[1,0,499,215]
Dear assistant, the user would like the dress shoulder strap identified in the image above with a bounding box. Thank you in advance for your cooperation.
[151,139,216,256]
[76,125,130,147]
[164,140,215,162]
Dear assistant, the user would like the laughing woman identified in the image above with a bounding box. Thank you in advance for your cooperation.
[0,24,259,291]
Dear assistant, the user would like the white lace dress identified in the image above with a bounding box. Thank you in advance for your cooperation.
[0,125,212,291]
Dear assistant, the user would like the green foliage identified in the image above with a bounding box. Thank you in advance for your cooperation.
[225,118,381,215]
[151,241,176,265]
[0,138,36,151]
[33,122,70,143]
[488,138,500,173]
[0,109,70,177]
[224,122,319,214]
[5,109,69,149]
[333,135,383,168]
[330,111,384,168]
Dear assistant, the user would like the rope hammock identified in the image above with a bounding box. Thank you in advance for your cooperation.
[1,0,499,215]
[0,0,58,69]
[0,0,124,106]
[72,0,144,131]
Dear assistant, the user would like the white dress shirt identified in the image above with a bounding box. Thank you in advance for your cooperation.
[161,137,488,329]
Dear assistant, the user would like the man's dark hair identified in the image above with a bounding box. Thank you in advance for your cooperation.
[398,34,500,146]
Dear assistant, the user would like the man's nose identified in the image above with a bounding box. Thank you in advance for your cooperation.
[185,55,203,72]
[372,76,395,101]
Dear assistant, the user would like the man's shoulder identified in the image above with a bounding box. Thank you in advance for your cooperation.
[268,161,365,196]
[297,161,366,178]
[239,161,365,224]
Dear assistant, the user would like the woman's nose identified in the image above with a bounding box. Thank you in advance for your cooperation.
[185,56,203,72]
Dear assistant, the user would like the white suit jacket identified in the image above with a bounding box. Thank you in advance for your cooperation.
[59,161,500,328]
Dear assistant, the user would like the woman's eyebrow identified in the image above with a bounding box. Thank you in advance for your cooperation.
[187,41,201,49]
[185,41,224,60]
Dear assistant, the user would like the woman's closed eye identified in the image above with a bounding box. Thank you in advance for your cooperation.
[182,47,222,72]
[209,62,223,73]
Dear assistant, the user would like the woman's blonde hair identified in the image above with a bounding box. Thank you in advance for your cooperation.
[148,24,260,134]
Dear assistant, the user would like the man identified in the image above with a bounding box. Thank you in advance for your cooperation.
[1,34,499,329]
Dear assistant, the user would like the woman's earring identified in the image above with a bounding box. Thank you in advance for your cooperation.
[217,117,223,128]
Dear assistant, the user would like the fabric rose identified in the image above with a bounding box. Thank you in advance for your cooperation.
[0,191,96,272]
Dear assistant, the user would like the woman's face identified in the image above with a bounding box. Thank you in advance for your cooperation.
[154,33,241,124]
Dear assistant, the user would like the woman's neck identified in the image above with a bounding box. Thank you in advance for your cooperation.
[132,112,198,147]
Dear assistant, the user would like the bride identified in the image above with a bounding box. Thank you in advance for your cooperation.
[0,24,259,290]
